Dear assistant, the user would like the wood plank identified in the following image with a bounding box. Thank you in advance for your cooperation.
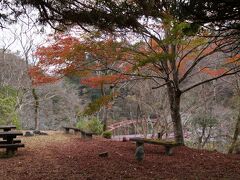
[129,137,180,147]
[63,126,79,130]
[63,126,96,135]
[0,131,23,137]
[0,143,25,148]
[0,125,16,129]
[0,140,21,144]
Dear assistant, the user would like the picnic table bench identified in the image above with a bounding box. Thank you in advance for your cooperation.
[0,131,24,155]
[63,126,96,139]
[129,137,181,156]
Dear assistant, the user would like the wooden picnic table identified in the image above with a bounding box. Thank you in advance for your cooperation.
[0,125,16,132]
[0,131,24,155]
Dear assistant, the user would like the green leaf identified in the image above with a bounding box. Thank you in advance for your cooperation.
[133,52,172,69]
[83,94,113,115]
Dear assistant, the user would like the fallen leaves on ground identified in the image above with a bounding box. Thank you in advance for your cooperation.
[0,132,240,180]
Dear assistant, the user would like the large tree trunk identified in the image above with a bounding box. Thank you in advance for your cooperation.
[228,110,240,154]
[167,84,184,145]
[32,88,40,130]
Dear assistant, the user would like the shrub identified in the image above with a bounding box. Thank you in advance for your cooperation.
[102,131,112,139]
[191,115,218,128]
[0,86,21,129]
[12,114,21,130]
[87,117,103,135]
[76,116,103,135]
[76,117,88,130]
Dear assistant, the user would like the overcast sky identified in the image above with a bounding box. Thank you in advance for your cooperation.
[0,10,53,58]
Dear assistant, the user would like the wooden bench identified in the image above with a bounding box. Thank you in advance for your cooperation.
[129,137,181,156]
[63,126,80,134]
[63,126,96,139]
[80,131,96,139]
[0,143,25,155]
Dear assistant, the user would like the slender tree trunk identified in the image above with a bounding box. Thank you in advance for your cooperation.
[202,127,212,149]
[167,84,184,145]
[32,88,39,130]
[100,82,109,132]
[198,126,205,149]
[102,107,108,131]
[228,111,240,153]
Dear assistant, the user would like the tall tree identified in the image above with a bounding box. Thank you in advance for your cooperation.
[36,28,240,145]
[35,34,128,131]
[228,74,240,153]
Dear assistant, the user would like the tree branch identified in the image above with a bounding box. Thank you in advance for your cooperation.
[182,68,240,93]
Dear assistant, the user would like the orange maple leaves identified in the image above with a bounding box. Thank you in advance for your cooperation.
[28,66,59,86]
[201,68,227,77]
[35,35,82,70]
[32,33,240,87]
[33,34,130,88]
[81,74,128,88]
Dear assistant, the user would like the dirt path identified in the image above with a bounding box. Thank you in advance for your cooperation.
[0,132,240,179]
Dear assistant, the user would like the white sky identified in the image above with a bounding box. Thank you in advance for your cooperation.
[0,10,53,60]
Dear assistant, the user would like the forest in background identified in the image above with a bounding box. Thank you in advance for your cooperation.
[0,48,239,153]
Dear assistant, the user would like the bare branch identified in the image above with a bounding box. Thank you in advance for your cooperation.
[182,68,240,93]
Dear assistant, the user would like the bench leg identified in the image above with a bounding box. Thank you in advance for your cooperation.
[136,141,144,147]
[165,146,173,156]
[65,129,70,134]
[85,134,92,139]
[79,132,85,138]
[135,145,144,161]
[6,148,16,156]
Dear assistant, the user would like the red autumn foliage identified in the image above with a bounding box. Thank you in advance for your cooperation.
[28,66,59,86]
[201,53,240,77]
[81,74,128,88]
[34,33,240,89]
[227,54,240,64]
[201,67,227,77]
[36,35,81,66]
[35,35,131,88]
